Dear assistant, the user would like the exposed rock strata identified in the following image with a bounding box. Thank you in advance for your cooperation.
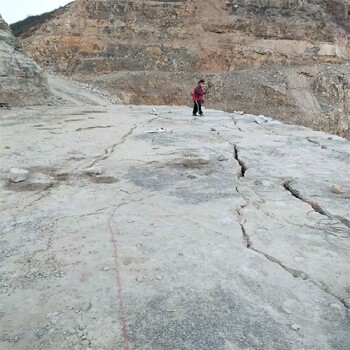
[0,15,52,106]
[19,0,350,73]
[13,0,350,136]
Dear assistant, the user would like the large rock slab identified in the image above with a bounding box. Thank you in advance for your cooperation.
[0,102,349,349]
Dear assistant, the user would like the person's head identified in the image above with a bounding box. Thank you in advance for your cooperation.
[198,79,205,86]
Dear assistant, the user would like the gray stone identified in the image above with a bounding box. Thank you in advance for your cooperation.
[331,184,345,194]
[291,324,301,331]
[8,168,29,183]
[85,166,103,176]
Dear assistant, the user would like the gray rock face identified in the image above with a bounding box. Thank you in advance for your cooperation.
[0,91,349,349]
[0,15,52,106]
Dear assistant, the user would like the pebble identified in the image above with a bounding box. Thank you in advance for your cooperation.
[155,275,162,280]
[8,168,29,183]
[331,184,345,194]
[291,324,301,331]
[211,128,216,131]
[103,266,110,271]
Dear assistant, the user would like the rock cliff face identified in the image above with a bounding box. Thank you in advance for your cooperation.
[20,0,350,73]
[15,0,350,137]
[0,15,52,106]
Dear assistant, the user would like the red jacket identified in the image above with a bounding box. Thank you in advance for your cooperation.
[192,84,204,101]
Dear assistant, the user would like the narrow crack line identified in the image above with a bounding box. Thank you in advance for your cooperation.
[334,215,350,229]
[306,137,321,145]
[234,145,247,177]
[25,183,55,208]
[239,219,350,308]
[283,180,350,229]
[75,125,114,132]
[235,186,350,309]
[87,123,138,168]
[52,206,111,220]
[228,115,245,132]
[283,180,327,215]
[239,222,251,248]
[217,133,248,178]
[87,115,160,169]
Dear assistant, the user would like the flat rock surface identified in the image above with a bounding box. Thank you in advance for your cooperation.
[0,102,350,349]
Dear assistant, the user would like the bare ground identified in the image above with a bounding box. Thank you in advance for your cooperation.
[1,81,350,350]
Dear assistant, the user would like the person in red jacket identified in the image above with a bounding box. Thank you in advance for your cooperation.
[192,79,205,116]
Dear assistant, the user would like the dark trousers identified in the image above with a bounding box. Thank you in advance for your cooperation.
[193,101,203,116]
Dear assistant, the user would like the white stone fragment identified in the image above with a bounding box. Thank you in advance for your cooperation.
[85,166,103,176]
[8,168,29,183]
[147,127,167,134]
[149,108,158,115]
[255,115,268,124]
[291,324,301,331]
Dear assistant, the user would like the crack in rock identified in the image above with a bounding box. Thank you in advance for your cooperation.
[235,179,350,308]
[87,115,160,169]
[87,123,138,168]
[236,185,350,309]
[234,145,247,177]
[25,183,55,208]
[238,218,350,308]
[75,125,113,132]
[238,221,251,248]
[283,180,350,228]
